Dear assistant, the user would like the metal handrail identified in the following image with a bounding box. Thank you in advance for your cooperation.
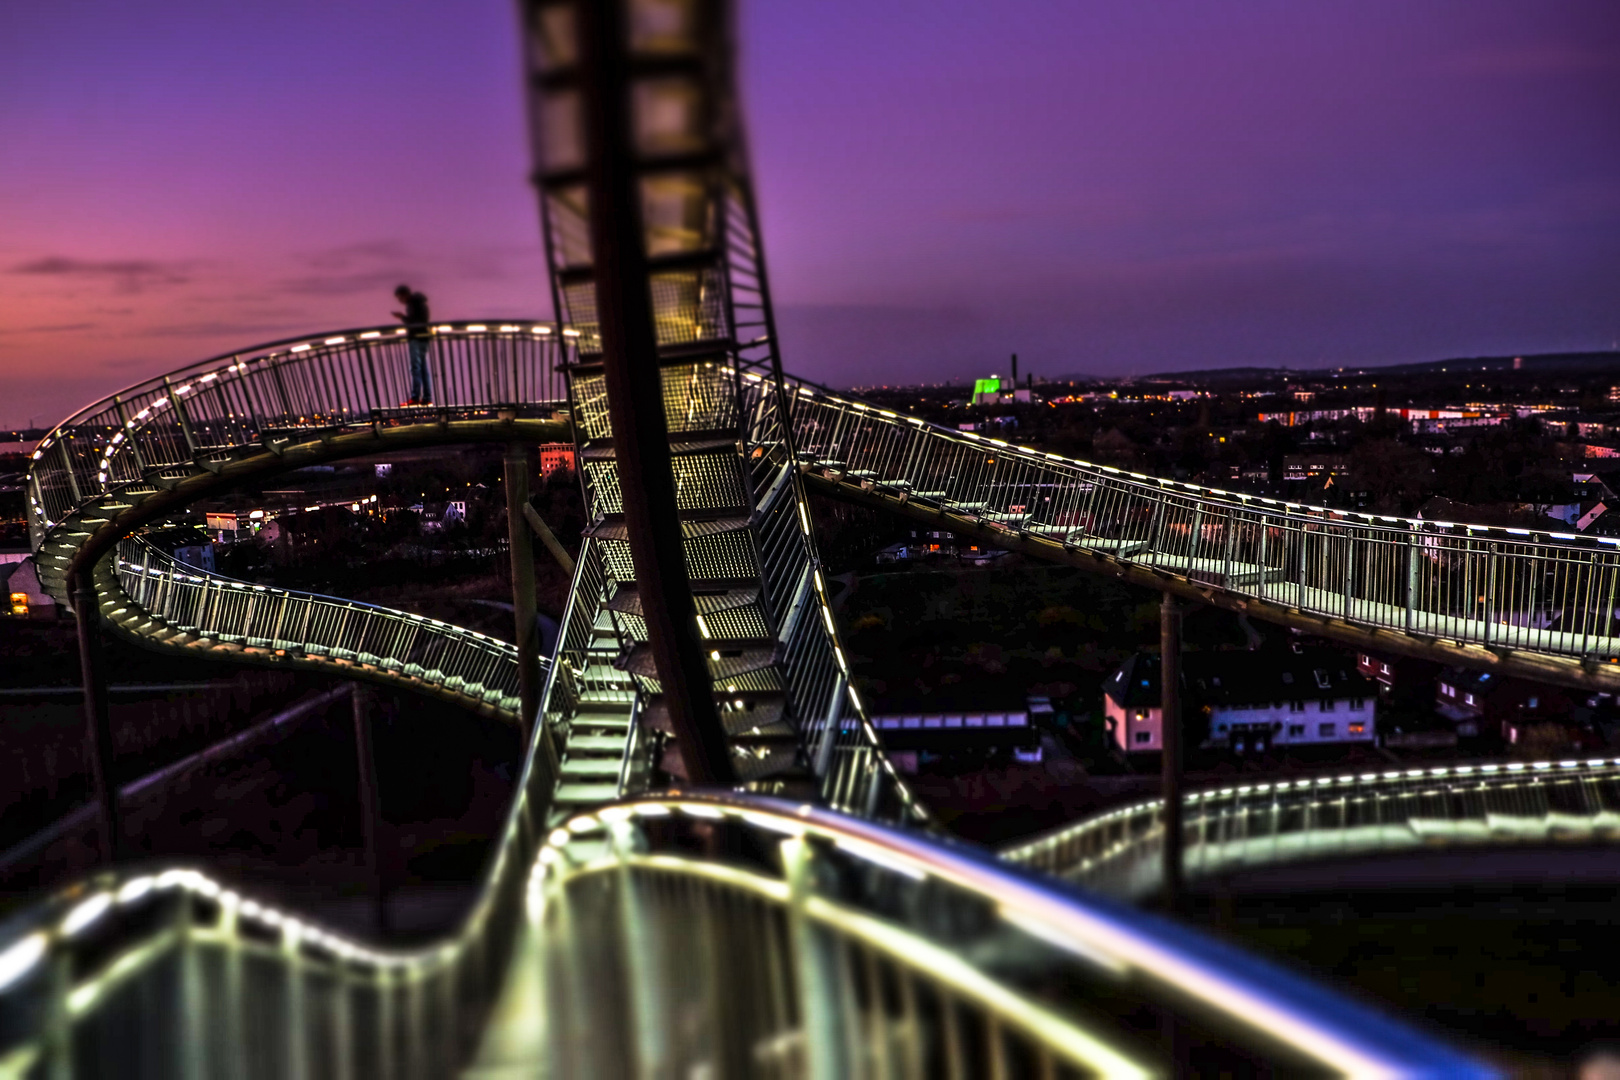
[109,537,536,713]
[0,789,1490,1077]
[779,374,1620,663]
[1002,756,1620,899]
[25,319,571,547]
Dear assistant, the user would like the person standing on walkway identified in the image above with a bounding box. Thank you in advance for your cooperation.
[393,284,433,405]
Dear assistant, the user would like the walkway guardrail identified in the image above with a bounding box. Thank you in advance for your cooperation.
[1002,757,1620,900]
[783,377,1620,666]
[0,790,1490,1078]
[108,538,531,715]
[25,320,570,546]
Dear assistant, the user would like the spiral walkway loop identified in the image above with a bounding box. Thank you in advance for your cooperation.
[25,321,570,721]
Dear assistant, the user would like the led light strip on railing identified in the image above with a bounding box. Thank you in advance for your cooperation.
[28,320,570,532]
[780,374,1620,548]
[1002,756,1620,868]
[524,792,1490,1078]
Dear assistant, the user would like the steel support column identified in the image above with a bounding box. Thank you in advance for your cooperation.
[576,0,734,783]
[505,442,542,738]
[71,573,124,864]
[1160,592,1183,914]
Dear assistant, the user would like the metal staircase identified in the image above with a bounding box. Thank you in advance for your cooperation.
[524,0,920,821]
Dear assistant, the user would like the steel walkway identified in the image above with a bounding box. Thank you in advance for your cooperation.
[1004,757,1620,901]
[0,0,1587,1070]
[784,378,1620,692]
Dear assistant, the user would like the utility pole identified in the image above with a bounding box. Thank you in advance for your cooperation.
[575,0,734,783]
[504,441,542,741]
[71,573,125,864]
[1160,592,1183,914]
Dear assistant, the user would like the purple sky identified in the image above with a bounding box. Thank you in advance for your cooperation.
[3,1,1617,427]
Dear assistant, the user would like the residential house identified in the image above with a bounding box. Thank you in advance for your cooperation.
[1434,667,1583,743]
[1192,648,1377,753]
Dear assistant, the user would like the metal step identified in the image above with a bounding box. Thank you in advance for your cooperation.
[568,733,628,752]
[606,580,761,619]
[587,515,751,541]
[561,757,623,778]
[581,436,738,460]
[552,782,620,806]
[621,642,778,680]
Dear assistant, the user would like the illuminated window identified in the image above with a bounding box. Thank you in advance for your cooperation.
[9,592,26,617]
[1348,723,1365,734]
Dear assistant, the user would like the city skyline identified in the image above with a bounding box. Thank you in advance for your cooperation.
[3,0,1617,428]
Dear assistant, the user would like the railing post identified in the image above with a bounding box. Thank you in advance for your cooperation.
[43,946,72,1080]
[176,888,206,1080]
[283,921,309,1080]
[163,376,201,458]
[111,395,147,474]
[1220,511,1237,584]
[1483,543,1498,646]
[1255,520,1270,599]
[1296,517,1311,609]
[1406,527,1419,633]
[504,440,542,742]
[813,674,848,779]
[352,684,389,935]
[1146,491,1167,557]
[1342,529,1355,622]
[609,821,668,1079]
[1160,593,1183,915]
[781,837,847,1080]
[71,573,125,864]
[57,439,83,505]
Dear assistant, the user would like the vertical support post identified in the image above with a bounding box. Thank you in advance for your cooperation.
[505,442,542,740]
[352,684,389,935]
[1296,519,1310,608]
[782,837,847,1080]
[576,0,733,783]
[813,674,848,779]
[1342,530,1356,622]
[610,822,667,1079]
[71,572,124,864]
[176,890,206,1080]
[1406,527,1419,632]
[1255,520,1270,600]
[163,376,200,457]
[1160,592,1183,915]
[1483,543,1498,646]
[58,439,83,505]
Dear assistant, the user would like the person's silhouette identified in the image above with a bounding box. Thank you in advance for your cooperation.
[393,284,432,405]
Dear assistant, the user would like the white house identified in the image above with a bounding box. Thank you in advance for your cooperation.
[1192,647,1377,752]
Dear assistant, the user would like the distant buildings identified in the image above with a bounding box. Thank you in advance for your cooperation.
[869,710,1039,772]
[875,530,1010,566]
[1,555,52,617]
[1104,646,1377,754]
[1102,653,1166,751]
[538,442,576,475]
[1434,666,1590,746]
